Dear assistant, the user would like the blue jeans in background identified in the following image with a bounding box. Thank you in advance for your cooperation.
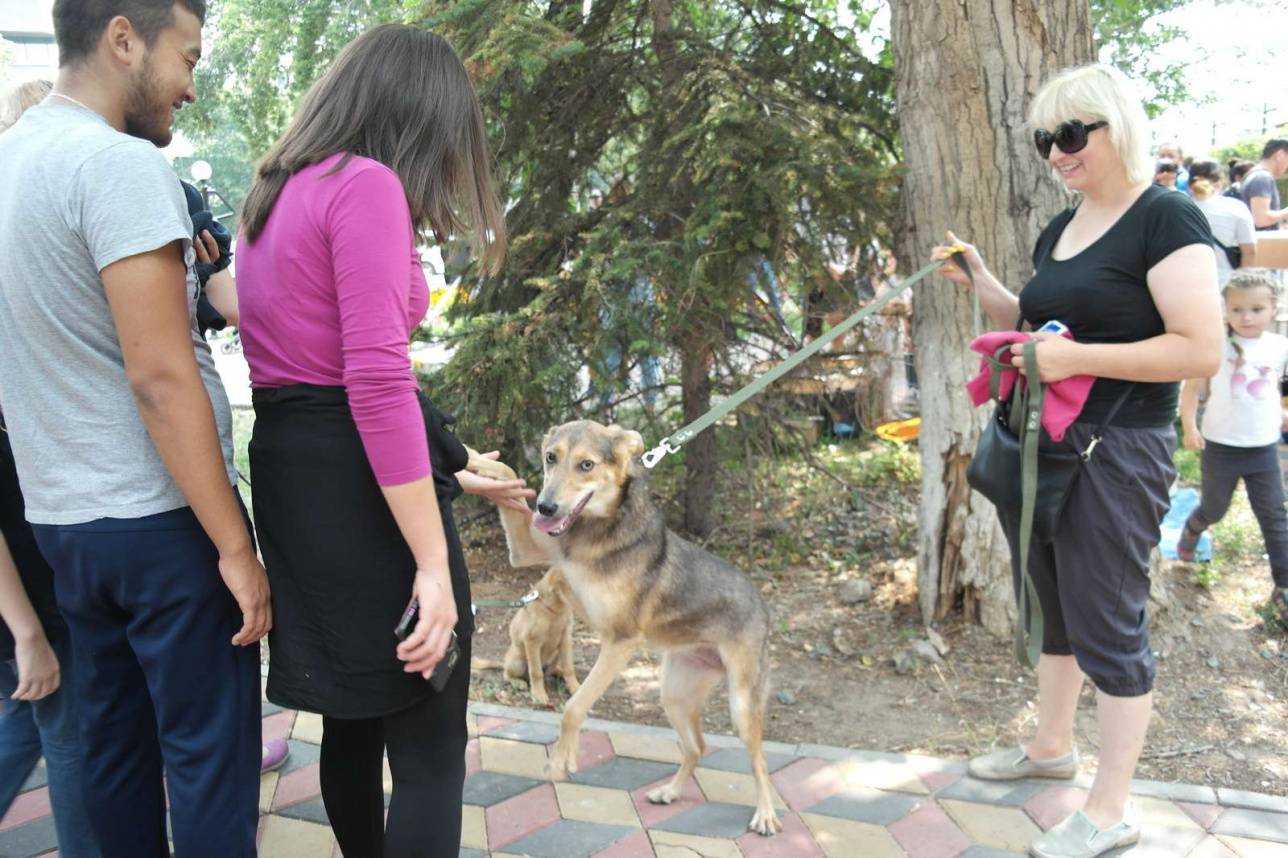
[0,636,100,857]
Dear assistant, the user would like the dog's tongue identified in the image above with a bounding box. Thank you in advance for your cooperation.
[533,514,566,534]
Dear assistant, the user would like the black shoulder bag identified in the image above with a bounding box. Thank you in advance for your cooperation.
[965,338,1133,667]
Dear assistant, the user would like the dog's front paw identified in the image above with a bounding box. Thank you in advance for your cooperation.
[530,686,550,707]
[645,784,680,805]
[748,807,782,836]
[545,741,578,780]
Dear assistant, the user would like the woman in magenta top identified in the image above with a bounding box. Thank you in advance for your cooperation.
[235,25,527,857]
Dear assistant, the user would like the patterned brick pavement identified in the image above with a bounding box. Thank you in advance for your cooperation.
[3,700,1287,857]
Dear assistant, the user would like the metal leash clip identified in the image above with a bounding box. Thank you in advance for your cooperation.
[641,436,681,469]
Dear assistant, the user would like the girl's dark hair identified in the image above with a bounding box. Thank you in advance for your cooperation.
[241,24,505,275]
[1228,159,1254,184]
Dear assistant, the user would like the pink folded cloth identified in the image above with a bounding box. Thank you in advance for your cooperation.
[966,331,1095,442]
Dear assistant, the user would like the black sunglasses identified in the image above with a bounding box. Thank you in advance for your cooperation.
[1034,120,1108,159]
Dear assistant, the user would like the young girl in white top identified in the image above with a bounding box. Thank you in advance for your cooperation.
[1180,269,1288,627]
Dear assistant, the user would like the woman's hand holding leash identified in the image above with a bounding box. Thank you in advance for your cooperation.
[932,230,986,288]
[1009,331,1084,383]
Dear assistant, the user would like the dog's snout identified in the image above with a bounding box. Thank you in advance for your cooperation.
[536,499,558,517]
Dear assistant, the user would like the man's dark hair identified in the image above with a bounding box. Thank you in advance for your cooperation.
[1263,139,1288,160]
[52,0,206,67]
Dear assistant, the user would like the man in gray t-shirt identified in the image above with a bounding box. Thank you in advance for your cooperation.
[0,1,268,853]
[1240,138,1288,231]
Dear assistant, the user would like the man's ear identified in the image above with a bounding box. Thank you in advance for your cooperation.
[610,426,645,463]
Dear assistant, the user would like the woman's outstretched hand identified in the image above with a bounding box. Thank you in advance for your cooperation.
[456,451,536,512]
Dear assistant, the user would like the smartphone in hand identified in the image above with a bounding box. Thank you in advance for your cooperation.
[394,599,460,692]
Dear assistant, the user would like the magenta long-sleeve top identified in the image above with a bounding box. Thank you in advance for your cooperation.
[236,153,432,486]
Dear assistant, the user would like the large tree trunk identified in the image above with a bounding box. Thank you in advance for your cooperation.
[891,1,1093,635]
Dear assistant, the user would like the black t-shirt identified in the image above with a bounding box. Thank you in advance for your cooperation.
[0,423,66,661]
[1019,184,1214,428]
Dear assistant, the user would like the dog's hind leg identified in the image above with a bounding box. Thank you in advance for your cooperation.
[724,643,782,836]
[547,638,638,781]
[647,650,722,806]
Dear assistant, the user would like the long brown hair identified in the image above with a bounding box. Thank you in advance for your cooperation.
[241,24,505,275]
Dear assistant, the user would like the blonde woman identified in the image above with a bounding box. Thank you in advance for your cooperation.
[0,79,52,132]
[935,64,1223,858]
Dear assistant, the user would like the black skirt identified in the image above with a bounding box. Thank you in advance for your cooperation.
[249,384,473,719]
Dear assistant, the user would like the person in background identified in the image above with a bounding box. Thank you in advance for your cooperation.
[1240,139,1288,230]
[1189,159,1257,283]
[1226,159,1255,200]
[1158,141,1189,191]
[1153,158,1178,189]
[236,24,530,856]
[936,63,1221,858]
[1178,269,1288,631]
[0,431,100,856]
[0,2,270,855]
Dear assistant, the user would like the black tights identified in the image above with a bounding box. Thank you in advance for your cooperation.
[319,636,471,858]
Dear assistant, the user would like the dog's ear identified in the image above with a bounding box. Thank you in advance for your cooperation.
[541,427,558,457]
[610,426,645,463]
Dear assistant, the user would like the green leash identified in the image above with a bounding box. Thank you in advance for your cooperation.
[1014,340,1046,668]
[641,253,962,468]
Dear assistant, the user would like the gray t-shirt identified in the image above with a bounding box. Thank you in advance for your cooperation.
[1241,168,1282,231]
[0,102,236,525]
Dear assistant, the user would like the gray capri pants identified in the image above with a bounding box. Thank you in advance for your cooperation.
[998,422,1175,697]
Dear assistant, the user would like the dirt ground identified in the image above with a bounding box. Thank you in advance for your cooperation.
[462,444,1288,797]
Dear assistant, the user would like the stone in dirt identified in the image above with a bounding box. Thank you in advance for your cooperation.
[893,648,917,675]
[926,627,950,656]
[777,689,797,706]
[912,639,945,666]
[839,578,873,604]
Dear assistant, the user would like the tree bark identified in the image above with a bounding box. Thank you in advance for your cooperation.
[679,330,717,535]
[891,0,1093,634]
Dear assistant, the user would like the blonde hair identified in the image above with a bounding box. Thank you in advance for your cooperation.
[1223,268,1280,303]
[1223,269,1280,362]
[0,79,52,132]
[1028,64,1153,186]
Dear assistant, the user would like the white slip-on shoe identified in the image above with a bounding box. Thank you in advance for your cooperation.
[1030,808,1141,858]
[968,746,1079,781]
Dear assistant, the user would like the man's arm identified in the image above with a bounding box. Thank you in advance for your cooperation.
[101,241,269,646]
[1248,195,1288,229]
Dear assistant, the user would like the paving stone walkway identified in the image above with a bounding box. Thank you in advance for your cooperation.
[2,700,1287,857]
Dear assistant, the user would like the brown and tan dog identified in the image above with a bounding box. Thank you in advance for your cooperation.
[465,449,580,706]
[469,565,581,706]
[489,422,781,836]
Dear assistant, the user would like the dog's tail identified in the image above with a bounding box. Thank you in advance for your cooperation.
[470,657,506,672]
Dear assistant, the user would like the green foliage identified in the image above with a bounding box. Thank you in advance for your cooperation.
[1091,0,1191,117]
[1173,447,1201,485]
[428,0,900,461]
[1213,137,1270,168]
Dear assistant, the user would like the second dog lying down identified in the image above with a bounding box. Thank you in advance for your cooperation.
[489,421,782,836]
